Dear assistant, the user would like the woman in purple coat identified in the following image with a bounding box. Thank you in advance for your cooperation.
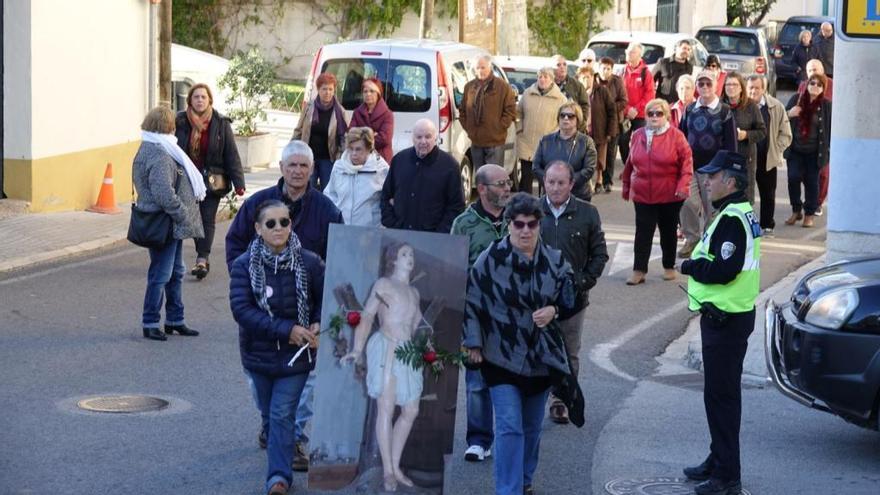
[350,77,395,164]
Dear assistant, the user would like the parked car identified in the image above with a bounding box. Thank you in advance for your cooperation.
[170,43,232,114]
[303,39,518,195]
[494,55,578,98]
[765,257,880,430]
[585,30,709,76]
[772,15,834,84]
[696,26,777,95]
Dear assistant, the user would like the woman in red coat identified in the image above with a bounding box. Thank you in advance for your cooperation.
[350,77,395,164]
[621,98,693,285]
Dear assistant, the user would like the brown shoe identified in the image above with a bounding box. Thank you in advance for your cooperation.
[677,241,697,258]
[626,271,646,285]
[785,212,804,225]
[662,269,677,281]
[292,441,309,472]
[268,481,287,495]
[802,215,815,228]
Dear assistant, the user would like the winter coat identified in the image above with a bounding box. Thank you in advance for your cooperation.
[785,94,832,168]
[229,249,324,377]
[761,94,793,170]
[595,73,627,124]
[556,75,592,132]
[621,126,693,204]
[450,203,509,266]
[225,180,344,268]
[622,60,656,119]
[323,150,389,227]
[540,196,608,317]
[814,34,834,76]
[292,99,349,161]
[350,98,394,164]
[652,56,693,103]
[679,99,738,168]
[791,43,819,81]
[175,110,245,197]
[532,131,598,201]
[727,100,767,201]
[460,74,517,147]
[132,142,204,241]
[516,83,567,161]
[380,146,465,233]
[589,84,618,144]
[463,236,575,378]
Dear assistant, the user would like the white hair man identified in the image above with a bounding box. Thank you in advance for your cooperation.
[459,54,517,168]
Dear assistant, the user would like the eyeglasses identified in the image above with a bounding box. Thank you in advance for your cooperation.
[808,81,824,87]
[486,179,513,188]
[697,80,713,88]
[559,113,577,120]
[646,110,664,118]
[512,219,540,230]
[263,218,291,229]
[583,59,594,64]
[707,64,720,69]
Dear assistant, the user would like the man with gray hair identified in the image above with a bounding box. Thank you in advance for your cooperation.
[553,54,591,132]
[460,54,517,168]
[382,119,465,232]
[814,22,834,77]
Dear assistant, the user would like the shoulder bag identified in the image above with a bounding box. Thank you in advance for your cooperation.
[127,164,181,249]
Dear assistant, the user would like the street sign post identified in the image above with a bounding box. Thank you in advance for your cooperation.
[837,0,880,41]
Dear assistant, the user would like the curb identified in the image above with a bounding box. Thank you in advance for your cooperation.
[0,235,129,275]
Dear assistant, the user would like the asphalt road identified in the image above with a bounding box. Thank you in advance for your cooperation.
[1,176,869,495]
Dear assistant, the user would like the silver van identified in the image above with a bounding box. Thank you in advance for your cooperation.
[303,39,518,194]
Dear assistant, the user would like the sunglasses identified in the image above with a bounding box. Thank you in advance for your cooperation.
[808,81,824,87]
[559,113,577,120]
[697,80,713,88]
[263,218,291,229]
[646,110,664,118]
[487,179,514,188]
[512,219,540,230]
[284,162,310,167]
[707,64,720,69]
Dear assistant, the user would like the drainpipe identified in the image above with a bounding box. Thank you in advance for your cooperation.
[148,0,160,108]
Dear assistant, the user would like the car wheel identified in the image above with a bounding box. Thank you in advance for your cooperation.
[460,154,474,199]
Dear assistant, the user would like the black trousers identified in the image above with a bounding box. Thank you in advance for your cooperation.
[603,134,620,186]
[519,159,535,194]
[701,308,755,483]
[633,201,682,272]
[617,118,646,167]
[194,193,222,259]
[786,149,820,215]
[755,147,777,229]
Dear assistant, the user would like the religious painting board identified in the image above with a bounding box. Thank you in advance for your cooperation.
[308,224,469,493]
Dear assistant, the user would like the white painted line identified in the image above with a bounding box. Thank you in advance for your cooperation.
[607,241,663,275]
[589,300,689,381]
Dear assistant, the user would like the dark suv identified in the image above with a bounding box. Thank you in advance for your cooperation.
[696,26,777,95]
[773,15,834,83]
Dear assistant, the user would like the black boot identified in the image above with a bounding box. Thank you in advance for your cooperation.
[694,478,742,495]
[164,324,200,336]
[143,328,167,341]
[683,456,714,481]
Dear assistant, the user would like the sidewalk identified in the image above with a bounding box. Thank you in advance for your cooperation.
[0,167,282,275]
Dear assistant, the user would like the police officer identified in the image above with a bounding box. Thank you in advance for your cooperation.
[679,150,761,495]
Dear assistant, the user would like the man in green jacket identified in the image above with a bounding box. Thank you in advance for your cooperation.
[450,163,511,461]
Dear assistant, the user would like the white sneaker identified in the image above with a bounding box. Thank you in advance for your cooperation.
[464,445,491,462]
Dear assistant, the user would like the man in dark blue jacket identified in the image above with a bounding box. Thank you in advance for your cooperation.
[226,140,344,269]
[380,119,465,232]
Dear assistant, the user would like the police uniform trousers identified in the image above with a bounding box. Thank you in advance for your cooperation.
[700,308,754,482]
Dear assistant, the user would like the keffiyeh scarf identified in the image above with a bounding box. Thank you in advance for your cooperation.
[247,234,310,328]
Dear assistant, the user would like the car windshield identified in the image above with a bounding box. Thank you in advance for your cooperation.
[588,42,665,65]
[778,22,821,45]
[320,58,431,113]
[502,69,539,94]
[697,31,760,56]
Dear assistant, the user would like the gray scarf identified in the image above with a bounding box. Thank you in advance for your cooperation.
[247,234,310,328]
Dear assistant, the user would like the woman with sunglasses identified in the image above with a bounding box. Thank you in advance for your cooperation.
[621,99,693,285]
[532,102,598,200]
[783,73,831,228]
[229,199,324,495]
[463,192,575,495]
[723,72,766,204]
[350,77,395,164]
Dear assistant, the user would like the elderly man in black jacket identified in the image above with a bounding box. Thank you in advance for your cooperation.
[381,119,465,232]
[540,160,608,424]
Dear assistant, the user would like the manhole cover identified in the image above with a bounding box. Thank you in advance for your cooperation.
[605,478,752,495]
[77,395,169,413]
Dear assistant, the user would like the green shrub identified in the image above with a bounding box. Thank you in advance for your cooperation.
[218,49,277,136]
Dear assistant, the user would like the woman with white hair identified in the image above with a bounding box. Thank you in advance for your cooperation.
[671,74,696,128]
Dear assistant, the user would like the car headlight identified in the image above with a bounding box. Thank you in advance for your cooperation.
[804,288,859,330]
[805,271,859,292]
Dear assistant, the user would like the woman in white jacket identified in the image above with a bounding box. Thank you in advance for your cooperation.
[324,127,390,227]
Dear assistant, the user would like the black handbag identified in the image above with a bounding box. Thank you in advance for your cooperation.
[204,167,231,195]
[127,205,173,249]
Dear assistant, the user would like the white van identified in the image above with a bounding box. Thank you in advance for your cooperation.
[304,39,518,194]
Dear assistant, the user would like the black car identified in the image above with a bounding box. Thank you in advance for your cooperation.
[772,15,834,83]
[765,257,880,430]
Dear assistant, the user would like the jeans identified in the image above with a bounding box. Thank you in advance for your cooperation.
[142,239,184,329]
[633,201,683,272]
[294,371,316,444]
[466,369,494,449]
[310,158,335,191]
[489,385,550,495]
[194,193,221,259]
[786,149,820,215]
[471,145,505,169]
[250,371,308,493]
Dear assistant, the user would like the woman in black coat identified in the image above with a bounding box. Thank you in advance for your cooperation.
[791,30,819,82]
[175,83,246,280]
[229,199,324,495]
[723,72,766,204]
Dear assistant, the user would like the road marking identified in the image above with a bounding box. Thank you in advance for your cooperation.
[606,241,662,275]
[0,246,138,286]
[589,301,689,381]
[603,232,825,254]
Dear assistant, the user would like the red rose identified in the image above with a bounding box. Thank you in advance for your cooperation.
[346,311,361,327]
[423,351,438,363]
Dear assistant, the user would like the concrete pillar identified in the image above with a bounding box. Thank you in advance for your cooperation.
[826,37,880,262]
[496,0,529,55]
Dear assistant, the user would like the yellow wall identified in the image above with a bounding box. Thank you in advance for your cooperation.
[3,141,140,213]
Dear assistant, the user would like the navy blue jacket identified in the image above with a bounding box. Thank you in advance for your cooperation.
[225,179,343,269]
[229,249,325,377]
[380,146,465,233]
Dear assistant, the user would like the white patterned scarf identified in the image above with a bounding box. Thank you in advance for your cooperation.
[141,131,207,200]
[247,234,310,328]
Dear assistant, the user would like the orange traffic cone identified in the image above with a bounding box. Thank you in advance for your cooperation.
[87,162,122,214]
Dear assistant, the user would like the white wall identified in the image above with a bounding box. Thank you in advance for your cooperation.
[3,0,32,159]
[679,0,728,34]
[765,0,836,22]
[28,0,149,159]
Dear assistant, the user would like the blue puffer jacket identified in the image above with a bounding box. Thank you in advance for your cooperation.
[229,248,325,377]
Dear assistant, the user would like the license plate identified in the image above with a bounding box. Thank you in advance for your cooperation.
[723,62,738,70]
